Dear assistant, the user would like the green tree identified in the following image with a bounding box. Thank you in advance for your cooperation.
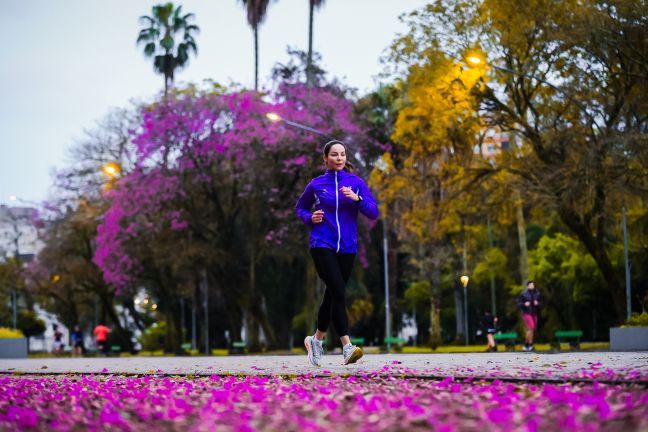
[137,3,199,96]
[239,0,273,91]
[529,232,607,338]
[17,310,46,352]
[383,0,648,323]
[0,259,24,327]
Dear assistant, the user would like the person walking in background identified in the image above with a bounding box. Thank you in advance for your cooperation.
[52,324,65,355]
[295,140,379,367]
[71,325,84,357]
[482,310,498,352]
[517,281,541,351]
[93,323,110,355]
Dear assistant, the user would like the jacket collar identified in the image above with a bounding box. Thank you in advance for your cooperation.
[325,168,346,177]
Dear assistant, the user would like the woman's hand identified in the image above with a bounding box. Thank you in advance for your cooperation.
[340,186,359,202]
[311,210,325,224]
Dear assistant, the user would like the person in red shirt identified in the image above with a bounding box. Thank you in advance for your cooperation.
[93,323,110,355]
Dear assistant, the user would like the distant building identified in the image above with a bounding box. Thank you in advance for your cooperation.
[477,126,513,163]
[0,205,42,260]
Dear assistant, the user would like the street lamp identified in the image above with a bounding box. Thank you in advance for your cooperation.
[460,275,470,346]
[265,112,392,350]
[265,112,337,140]
[466,55,482,66]
[102,162,121,178]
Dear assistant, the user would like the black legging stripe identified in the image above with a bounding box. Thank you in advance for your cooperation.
[310,247,355,336]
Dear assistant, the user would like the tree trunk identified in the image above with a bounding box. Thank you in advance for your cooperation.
[164,284,183,354]
[307,1,315,87]
[514,189,529,285]
[487,215,497,315]
[247,248,261,352]
[559,207,626,322]
[254,26,259,91]
[165,306,182,354]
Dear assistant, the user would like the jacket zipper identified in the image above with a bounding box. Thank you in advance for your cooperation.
[335,171,341,252]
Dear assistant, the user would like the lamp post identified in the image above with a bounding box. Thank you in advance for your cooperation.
[383,219,391,353]
[460,275,470,346]
[265,113,336,140]
[266,113,391,349]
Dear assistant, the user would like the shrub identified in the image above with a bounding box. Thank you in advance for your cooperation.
[624,311,648,327]
[138,322,166,351]
[0,327,24,338]
[17,310,46,338]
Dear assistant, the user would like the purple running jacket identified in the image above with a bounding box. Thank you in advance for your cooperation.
[295,169,379,253]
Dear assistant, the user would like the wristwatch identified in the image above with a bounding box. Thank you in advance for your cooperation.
[355,195,363,203]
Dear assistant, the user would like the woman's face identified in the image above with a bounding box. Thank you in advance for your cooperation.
[324,143,347,171]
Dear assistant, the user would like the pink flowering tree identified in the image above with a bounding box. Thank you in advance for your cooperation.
[94,82,379,352]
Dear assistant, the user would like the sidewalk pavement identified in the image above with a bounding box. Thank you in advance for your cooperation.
[1,351,647,381]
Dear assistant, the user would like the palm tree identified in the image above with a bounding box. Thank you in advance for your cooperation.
[137,3,199,97]
[239,0,273,91]
[307,0,325,87]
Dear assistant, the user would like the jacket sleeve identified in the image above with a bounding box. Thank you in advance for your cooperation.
[516,291,526,308]
[295,182,315,226]
[356,178,379,220]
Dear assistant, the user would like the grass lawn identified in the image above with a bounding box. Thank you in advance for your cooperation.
[402,342,610,353]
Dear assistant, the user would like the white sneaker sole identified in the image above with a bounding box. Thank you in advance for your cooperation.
[304,336,320,367]
[344,347,363,365]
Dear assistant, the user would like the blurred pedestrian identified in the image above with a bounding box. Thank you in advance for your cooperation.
[93,323,110,355]
[516,281,541,351]
[481,310,498,352]
[71,325,84,357]
[52,324,65,355]
[296,140,379,367]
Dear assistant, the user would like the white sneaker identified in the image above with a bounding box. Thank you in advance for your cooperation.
[343,343,363,365]
[304,335,323,367]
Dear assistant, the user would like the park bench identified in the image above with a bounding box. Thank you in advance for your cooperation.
[229,341,247,355]
[110,345,121,355]
[180,343,192,353]
[554,330,583,350]
[384,337,406,352]
[494,332,518,351]
[350,337,365,347]
[384,337,406,348]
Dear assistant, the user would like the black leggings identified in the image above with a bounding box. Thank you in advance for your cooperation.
[310,247,356,336]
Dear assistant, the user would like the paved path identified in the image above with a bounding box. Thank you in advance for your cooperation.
[1,352,647,381]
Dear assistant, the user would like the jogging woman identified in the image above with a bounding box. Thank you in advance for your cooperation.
[295,140,379,366]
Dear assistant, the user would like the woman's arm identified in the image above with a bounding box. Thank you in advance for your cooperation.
[356,179,379,220]
[295,182,315,226]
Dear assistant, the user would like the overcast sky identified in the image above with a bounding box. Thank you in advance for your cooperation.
[0,0,428,205]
